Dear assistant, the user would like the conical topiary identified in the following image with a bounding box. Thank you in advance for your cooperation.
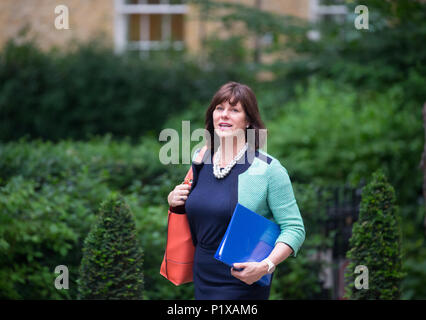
[77,193,144,299]
[345,170,403,299]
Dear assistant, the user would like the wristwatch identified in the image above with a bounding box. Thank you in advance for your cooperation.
[262,258,276,274]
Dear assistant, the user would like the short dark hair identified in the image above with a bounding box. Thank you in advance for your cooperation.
[204,81,266,151]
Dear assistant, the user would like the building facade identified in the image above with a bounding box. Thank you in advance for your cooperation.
[0,0,347,55]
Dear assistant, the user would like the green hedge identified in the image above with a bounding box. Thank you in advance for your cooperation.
[0,136,186,299]
[0,175,97,299]
[1,79,424,299]
[0,38,255,143]
[0,135,333,299]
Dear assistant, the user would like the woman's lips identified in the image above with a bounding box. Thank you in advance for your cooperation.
[218,123,233,130]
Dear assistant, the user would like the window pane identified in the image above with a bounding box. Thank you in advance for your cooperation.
[147,0,161,4]
[171,14,184,41]
[150,14,162,41]
[128,14,141,41]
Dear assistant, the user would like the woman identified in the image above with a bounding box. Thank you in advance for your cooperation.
[167,82,305,300]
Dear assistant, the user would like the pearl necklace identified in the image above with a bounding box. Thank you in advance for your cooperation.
[213,143,248,179]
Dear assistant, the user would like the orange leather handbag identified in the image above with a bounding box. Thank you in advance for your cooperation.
[160,147,206,285]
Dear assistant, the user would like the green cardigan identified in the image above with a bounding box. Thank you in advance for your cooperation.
[192,148,306,257]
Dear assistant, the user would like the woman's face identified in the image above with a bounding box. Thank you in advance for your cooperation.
[212,100,249,139]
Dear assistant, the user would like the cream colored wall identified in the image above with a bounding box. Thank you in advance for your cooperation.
[0,0,310,53]
[0,0,114,50]
[262,0,310,19]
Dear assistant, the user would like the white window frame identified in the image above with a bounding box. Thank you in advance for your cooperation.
[308,0,348,40]
[310,0,347,22]
[114,0,188,54]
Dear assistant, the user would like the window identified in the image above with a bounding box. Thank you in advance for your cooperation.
[310,0,347,22]
[114,0,188,54]
[308,0,348,40]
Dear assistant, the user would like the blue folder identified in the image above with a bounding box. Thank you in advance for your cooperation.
[214,203,281,286]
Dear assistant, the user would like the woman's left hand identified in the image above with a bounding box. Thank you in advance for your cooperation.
[230,261,268,285]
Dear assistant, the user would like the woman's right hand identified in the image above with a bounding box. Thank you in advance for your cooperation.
[168,183,191,207]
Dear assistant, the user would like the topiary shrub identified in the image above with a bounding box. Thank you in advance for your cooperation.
[345,170,404,299]
[77,193,144,299]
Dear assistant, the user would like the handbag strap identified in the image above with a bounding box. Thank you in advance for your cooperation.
[164,146,207,278]
[193,145,208,164]
[183,146,207,185]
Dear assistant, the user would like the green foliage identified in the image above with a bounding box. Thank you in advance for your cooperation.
[203,35,249,68]
[0,175,96,299]
[400,204,426,300]
[1,0,425,299]
[266,79,424,299]
[77,193,144,299]
[258,0,426,95]
[295,1,425,107]
[267,79,422,206]
[0,136,181,299]
[345,170,404,299]
[195,0,426,114]
[0,38,256,143]
[0,127,422,299]
[271,183,333,299]
[0,135,330,300]
[271,252,325,300]
[130,201,194,299]
[0,135,185,204]
[401,227,426,300]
